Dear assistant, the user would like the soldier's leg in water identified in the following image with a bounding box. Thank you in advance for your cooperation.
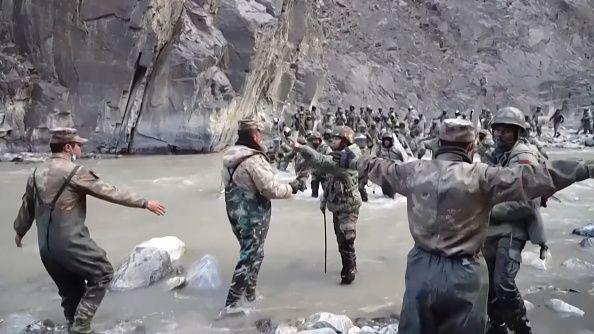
[482,237,507,334]
[225,218,255,307]
[40,255,86,325]
[398,247,437,334]
[333,211,358,284]
[433,255,489,334]
[245,218,271,302]
[358,176,368,202]
[381,184,395,198]
[311,175,320,198]
[68,252,114,334]
[493,238,531,334]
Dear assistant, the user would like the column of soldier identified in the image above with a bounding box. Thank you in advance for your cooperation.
[12,104,594,334]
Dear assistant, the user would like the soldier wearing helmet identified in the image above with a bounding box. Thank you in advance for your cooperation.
[294,126,362,284]
[376,131,406,198]
[354,127,371,202]
[483,107,548,334]
[275,127,295,171]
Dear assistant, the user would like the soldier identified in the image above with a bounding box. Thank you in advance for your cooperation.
[484,107,550,334]
[305,109,315,131]
[294,126,362,284]
[334,119,594,334]
[222,120,305,314]
[323,127,333,143]
[403,105,418,125]
[376,131,406,198]
[307,131,333,198]
[438,109,448,123]
[13,128,166,334]
[577,108,593,135]
[533,106,544,137]
[480,108,493,130]
[549,108,564,138]
[476,129,495,163]
[354,129,371,202]
[276,127,295,171]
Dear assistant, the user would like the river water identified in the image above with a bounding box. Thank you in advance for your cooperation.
[0,150,593,333]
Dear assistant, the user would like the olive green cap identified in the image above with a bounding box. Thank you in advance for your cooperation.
[49,127,88,144]
[438,119,475,143]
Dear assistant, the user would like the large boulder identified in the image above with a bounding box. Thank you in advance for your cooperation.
[573,223,594,237]
[111,236,185,291]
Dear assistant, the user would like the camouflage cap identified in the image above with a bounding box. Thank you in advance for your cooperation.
[49,127,88,144]
[238,119,262,131]
[438,119,475,143]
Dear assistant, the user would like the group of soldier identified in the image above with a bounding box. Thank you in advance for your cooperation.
[11,102,594,334]
[221,104,594,334]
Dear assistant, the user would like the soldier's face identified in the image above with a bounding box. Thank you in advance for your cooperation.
[330,137,343,150]
[492,125,517,146]
[252,130,262,145]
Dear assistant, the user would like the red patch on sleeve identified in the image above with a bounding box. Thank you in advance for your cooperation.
[517,160,532,165]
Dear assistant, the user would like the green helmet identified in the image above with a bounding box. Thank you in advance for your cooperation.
[307,131,323,141]
[332,126,355,144]
[491,107,527,131]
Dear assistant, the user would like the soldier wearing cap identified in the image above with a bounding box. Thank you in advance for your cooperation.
[13,128,166,334]
[293,126,362,284]
[222,120,305,314]
[331,119,594,333]
[306,131,333,198]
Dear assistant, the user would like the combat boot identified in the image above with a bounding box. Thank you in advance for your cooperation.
[69,318,93,334]
[340,255,357,285]
[508,315,531,334]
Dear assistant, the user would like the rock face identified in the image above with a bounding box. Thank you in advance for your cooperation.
[1,0,593,153]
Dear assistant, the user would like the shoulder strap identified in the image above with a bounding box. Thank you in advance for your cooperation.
[50,165,81,210]
[228,154,261,184]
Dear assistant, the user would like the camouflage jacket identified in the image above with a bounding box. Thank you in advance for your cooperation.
[488,142,547,244]
[298,144,362,213]
[14,153,147,256]
[353,149,592,257]
[222,145,293,199]
[376,145,405,162]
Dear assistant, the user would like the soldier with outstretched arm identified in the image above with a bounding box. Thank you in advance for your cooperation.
[13,128,166,334]
[296,119,594,334]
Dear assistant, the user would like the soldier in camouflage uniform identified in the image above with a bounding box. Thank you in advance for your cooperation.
[294,126,362,284]
[375,131,406,198]
[334,119,594,334]
[307,131,333,198]
[13,128,166,334]
[354,130,371,202]
[476,129,495,163]
[222,120,305,313]
[276,127,295,171]
[484,107,550,334]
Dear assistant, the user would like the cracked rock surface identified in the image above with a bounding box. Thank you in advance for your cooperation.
[0,0,592,153]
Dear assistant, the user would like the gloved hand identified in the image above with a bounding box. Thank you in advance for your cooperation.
[289,178,306,194]
[331,148,356,168]
[539,243,551,261]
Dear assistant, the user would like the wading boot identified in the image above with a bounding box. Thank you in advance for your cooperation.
[340,255,357,285]
[485,322,508,334]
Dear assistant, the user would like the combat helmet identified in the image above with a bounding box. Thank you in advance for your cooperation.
[307,131,323,141]
[491,106,527,131]
[332,126,355,145]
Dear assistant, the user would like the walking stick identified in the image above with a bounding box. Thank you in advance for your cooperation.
[323,210,328,274]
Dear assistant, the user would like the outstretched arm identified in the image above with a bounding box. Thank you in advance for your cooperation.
[72,167,165,215]
[13,175,36,246]
[353,155,410,196]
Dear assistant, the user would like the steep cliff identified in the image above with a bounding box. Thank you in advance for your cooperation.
[0,0,592,153]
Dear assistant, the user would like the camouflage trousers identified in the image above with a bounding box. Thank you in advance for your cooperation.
[332,210,359,274]
[225,186,272,307]
[40,251,113,333]
[483,236,531,333]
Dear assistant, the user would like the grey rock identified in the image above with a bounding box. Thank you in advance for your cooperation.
[185,254,222,290]
[579,237,594,248]
[111,247,173,291]
[573,223,594,237]
[545,299,585,317]
[297,329,337,334]
[305,312,353,334]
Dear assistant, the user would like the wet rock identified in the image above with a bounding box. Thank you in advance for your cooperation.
[18,319,68,334]
[165,276,187,290]
[561,258,594,275]
[136,236,186,262]
[305,312,354,333]
[522,251,547,271]
[584,137,594,147]
[185,254,222,290]
[256,318,275,334]
[297,329,337,334]
[111,247,173,291]
[579,237,594,248]
[545,299,585,317]
[573,223,594,237]
[275,324,299,334]
[2,314,36,333]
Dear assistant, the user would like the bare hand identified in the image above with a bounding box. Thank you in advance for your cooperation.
[146,200,166,216]
[15,234,23,248]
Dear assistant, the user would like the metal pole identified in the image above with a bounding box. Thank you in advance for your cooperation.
[323,211,327,274]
